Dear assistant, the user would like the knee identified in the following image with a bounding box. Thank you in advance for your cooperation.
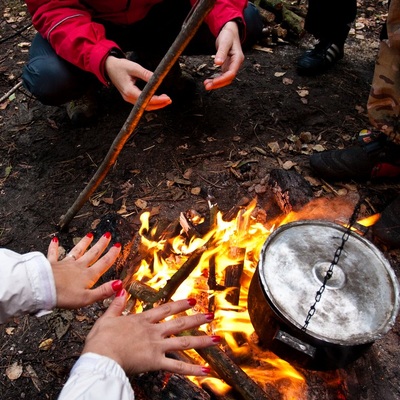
[243,2,263,49]
[22,56,87,105]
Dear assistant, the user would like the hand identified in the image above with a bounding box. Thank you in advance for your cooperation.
[204,21,245,91]
[105,57,172,110]
[47,233,122,309]
[83,296,220,376]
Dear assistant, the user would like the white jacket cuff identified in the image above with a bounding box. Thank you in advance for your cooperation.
[0,249,56,323]
[58,353,134,400]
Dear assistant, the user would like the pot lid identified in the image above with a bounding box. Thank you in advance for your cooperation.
[258,220,400,345]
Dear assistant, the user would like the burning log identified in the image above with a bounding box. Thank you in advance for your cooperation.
[268,168,314,214]
[132,371,211,400]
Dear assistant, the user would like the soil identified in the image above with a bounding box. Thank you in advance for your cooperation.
[1,1,399,399]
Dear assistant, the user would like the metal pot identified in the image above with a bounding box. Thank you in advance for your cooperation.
[248,220,400,370]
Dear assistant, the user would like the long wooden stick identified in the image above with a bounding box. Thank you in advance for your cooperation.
[59,0,217,229]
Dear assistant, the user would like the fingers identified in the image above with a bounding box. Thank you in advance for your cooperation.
[143,299,197,324]
[159,358,212,376]
[204,70,236,91]
[86,279,124,304]
[101,288,127,318]
[47,236,60,263]
[74,232,109,265]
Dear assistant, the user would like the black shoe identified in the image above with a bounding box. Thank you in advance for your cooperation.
[310,130,400,181]
[66,90,98,126]
[297,40,344,76]
[372,195,400,248]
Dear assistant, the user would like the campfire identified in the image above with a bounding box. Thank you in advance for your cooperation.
[116,190,397,399]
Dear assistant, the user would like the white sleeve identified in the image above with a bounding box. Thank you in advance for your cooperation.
[0,248,57,324]
[58,353,135,400]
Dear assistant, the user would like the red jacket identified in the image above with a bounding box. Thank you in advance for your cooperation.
[25,0,247,85]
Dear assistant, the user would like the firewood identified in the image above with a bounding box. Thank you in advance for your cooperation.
[268,169,314,214]
[282,5,305,37]
[131,371,211,400]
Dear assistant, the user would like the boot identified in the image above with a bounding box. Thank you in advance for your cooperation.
[309,130,400,181]
[372,195,400,248]
[66,89,98,126]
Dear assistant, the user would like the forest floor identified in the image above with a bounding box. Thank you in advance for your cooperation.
[1,0,399,399]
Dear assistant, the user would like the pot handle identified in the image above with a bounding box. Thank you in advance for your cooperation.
[274,329,316,359]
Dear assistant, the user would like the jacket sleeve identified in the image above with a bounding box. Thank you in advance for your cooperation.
[58,353,135,400]
[25,0,119,85]
[0,249,56,324]
[194,0,248,40]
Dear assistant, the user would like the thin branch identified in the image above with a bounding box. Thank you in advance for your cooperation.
[59,0,217,229]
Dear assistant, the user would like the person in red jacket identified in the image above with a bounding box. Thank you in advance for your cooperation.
[22,0,263,125]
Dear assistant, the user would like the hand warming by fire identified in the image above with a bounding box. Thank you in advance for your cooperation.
[82,297,219,376]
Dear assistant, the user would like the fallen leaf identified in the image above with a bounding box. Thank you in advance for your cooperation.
[296,89,309,97]
[274,71,286,77]
[282,160,297,170]
[282,77,293,85]
[102,197,114,205]
[312,144,326,152]
[183,168,193,179]
[135,199,148,209]
[39,338,53,351]
[5,327,15,335]
[6,362,23,380]
[26,364,41,392]
[253,44,273,53]
[267,141,280,154]
[191,187,201,195]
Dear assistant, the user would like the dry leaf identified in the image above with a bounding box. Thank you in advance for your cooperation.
[282,77,293,85]
[282,160,297,170]
[253,44,273,53]
[274,71,286,77]
[135,199,147,209]
[39,338,53,351]
[312,144,326,152]
[268,141,280,154]
[191,187,201,195]
[102,197,114,205]
[183,168,193,179]
[6,362,23,380]
[296,89,309,97]
[5,327,15,335]
[26,364,41,392]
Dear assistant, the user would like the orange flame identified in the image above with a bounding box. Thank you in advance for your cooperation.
[128,198,366,396]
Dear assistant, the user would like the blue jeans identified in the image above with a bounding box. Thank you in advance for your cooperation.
[22,1,262,105]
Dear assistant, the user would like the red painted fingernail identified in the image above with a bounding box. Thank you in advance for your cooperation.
[204,312,214,321]
[113,242,122,248]
[116,289,126,297]
[187,298,196,307]
[86,232,94,238]
[111,280,123,292]
[201,367,211,374]
[52,237,59,243]
[211,335,221,343]
[103,232,111,239]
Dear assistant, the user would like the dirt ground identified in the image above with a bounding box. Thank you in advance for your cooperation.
[1,0,400,399]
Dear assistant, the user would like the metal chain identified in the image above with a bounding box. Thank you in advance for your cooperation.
[301,198,364,332]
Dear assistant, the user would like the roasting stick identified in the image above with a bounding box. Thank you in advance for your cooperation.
[58,0,217,230]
